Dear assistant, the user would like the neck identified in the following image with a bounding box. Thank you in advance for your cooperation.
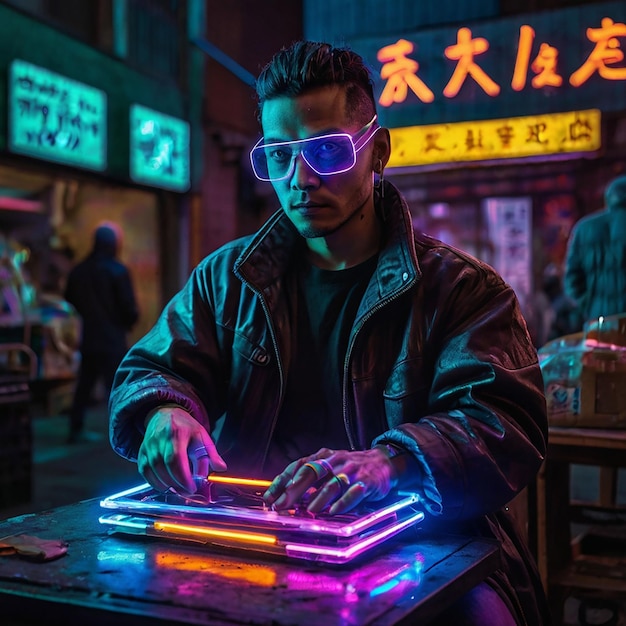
[306,210,381,270]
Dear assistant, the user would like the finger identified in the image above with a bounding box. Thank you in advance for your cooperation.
[200,433,228,472]
[263,473,291,505]
[138,452,172,493]
[329,481,367,515]
[263,459,307,505]
[273,462,324,509]
[306,473,349,513]
[167,454,197,495]
[264,458,301,504]
[189,444,210,480]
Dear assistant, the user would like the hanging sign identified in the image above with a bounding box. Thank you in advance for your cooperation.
[9,59,107,171]
[483,196,533,304]
[387,108,601,168]
[129,104,190,192]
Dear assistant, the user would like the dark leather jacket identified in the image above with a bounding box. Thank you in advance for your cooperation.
[110,182,549,625]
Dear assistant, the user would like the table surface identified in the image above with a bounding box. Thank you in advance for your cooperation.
[548,426,626,448]
[0,498,501,626]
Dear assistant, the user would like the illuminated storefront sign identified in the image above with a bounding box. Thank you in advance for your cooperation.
[8,60,107,171]
[377,17,626,106]
[484,197,532,305]
[387,109,601,168]
[129,104,190,192]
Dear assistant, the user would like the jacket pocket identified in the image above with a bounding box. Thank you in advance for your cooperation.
[383,357,428,426]
[232,332,271,366]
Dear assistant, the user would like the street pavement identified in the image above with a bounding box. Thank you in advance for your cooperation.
[0,402,140,521]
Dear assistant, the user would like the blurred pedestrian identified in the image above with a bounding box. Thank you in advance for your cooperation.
[564,175,626,323]
[64,222,139,443]
[539,265,583,344]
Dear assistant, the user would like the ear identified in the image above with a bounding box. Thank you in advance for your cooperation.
[371,127,391,172]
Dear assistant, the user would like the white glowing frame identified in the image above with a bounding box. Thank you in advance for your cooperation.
[99,476,424,564]
[249,115,380,181]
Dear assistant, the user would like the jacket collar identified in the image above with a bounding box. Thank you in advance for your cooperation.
[234,181,421,299]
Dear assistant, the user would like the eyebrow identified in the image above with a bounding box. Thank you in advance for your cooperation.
[261,128,350,144]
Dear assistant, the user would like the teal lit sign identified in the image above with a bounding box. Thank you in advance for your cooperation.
[9,60,107,171]
[129,104,190,192]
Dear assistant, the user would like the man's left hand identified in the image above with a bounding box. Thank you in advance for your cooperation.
[263,447,397,515]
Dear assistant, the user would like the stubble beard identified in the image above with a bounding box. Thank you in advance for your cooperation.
[294,193,372,239]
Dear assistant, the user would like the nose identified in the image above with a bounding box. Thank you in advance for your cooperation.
[290,152,320,190]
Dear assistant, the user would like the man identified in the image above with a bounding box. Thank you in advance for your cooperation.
[110,42,549,624]
[564,174,626,323]
[65,221,138,443]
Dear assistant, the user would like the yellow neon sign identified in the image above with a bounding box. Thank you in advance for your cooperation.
[387,109,601,168]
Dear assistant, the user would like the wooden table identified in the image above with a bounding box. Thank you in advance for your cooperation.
[0,499,501,626]
[536,427,626,622]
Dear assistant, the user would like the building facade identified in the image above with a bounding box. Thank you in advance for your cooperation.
[304,0,626,345]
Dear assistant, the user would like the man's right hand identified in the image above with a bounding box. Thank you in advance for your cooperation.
[138,406,227,494]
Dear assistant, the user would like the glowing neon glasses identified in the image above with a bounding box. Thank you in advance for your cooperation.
[250,115,380,182]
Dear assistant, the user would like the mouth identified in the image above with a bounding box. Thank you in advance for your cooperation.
[291,202,328,213]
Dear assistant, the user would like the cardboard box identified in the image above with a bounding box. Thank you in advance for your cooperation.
[546,350,626,428]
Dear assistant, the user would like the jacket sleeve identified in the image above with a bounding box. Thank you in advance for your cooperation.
[375,261,548,521]
[109,261,227,461]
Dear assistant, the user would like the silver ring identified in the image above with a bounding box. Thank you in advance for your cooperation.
[304,461,327,480]
[334,472,351,495]
[192,445,209,458]
[318,458,334,475]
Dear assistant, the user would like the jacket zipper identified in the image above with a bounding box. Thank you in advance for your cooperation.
[246,283,285,469]
[342,279,414,449]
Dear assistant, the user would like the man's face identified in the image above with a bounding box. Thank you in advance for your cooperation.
[260,85,380,240]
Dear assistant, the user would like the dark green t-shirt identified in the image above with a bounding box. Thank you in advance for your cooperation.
[264,252,378,477]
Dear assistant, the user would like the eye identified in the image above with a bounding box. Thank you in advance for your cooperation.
[314,140,342,159]
[310,138,351,164]
[266,146,293,164]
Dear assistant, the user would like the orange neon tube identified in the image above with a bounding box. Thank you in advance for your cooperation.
[205,475,272,488]
[154,521,277,545]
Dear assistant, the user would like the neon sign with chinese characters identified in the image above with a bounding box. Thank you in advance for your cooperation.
[387,109,600,168]
[8,60,107,171]
[377,17,625,106]
[129,104,190,192]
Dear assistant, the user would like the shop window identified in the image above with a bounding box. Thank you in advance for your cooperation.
[410,201,492,264]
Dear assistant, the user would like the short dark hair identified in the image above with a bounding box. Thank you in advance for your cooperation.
[255,41,376,124]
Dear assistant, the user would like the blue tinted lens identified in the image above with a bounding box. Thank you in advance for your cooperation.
[250,134,356,181]
[251,144,295,180]
[303,136,355,174]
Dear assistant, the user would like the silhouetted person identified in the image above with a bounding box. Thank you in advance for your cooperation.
[564,175,626,323]
[65,222,138,443]
[540,266,583,343]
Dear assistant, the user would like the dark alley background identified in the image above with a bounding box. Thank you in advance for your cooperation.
[0,402,140,521]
